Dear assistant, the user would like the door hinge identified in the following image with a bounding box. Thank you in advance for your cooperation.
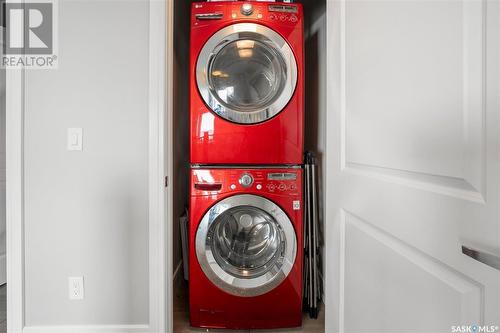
[165,176,168,187]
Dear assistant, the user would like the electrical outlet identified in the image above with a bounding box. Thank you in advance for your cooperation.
[68,276,84,300]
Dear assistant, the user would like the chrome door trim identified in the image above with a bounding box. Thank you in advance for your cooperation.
[196,23,298,124]
[196,194,297,297]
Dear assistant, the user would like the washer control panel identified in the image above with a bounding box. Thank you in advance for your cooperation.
[264,172,298,193]
[192,168,302,196]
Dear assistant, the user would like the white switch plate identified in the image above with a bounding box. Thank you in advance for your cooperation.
[67,128,83,151]
[68,276,84,300]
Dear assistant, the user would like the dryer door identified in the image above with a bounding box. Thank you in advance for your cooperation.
[196,23,298,124]
[196,194,297,297]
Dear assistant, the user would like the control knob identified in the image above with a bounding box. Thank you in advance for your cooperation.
[241,3,253,16]
[239,173,254,188]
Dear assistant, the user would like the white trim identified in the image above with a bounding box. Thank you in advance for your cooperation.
[6,67,25,332]
[148,0,169,332]
[23,326,150,333]
[325,0,340,332]
[162,0,177,332]
[165,0,175,331]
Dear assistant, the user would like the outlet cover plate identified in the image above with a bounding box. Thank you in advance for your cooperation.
[68,276,84,300]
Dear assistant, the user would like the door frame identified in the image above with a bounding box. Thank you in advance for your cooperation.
[6,54,24,333]
[6,0,173,332]
[324,0,341,332]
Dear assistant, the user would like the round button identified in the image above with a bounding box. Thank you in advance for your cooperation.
[289,14,298,22]
[267,183,276,191]
[230,184,236,190]
[256,184,262,190]
[278,183,286,191]
[279,14,287,21]
[239,173,254,188]
[241,3,253,16]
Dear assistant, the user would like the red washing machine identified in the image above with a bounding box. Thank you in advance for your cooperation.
[190,1,304,165]
[189,167,303,329]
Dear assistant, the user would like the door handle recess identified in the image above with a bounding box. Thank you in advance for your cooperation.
[462,245,500,271]
[194,183,222,191]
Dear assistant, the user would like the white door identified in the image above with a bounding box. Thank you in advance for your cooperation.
[326,0,500,332]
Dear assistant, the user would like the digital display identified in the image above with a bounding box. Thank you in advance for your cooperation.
[267,173,297,180]
[268,5,298,13]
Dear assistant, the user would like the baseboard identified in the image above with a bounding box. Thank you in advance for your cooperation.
[0,254,5,285]
[23,325,149,333]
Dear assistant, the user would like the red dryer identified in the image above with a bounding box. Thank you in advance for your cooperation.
[189,167,304,329]
[190,1,304,165]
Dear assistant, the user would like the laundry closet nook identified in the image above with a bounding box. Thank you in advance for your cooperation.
[171,0,326,331]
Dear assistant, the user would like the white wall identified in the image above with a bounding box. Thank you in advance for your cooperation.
[24,0,150,326]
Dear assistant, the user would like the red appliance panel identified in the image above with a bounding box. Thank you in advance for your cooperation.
[190,1,304,165]
[189,168,304,329]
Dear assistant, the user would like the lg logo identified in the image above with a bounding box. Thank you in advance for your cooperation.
[3,2,53,55]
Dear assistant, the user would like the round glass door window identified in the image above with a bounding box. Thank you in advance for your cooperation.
[196,194,297,297]
[197,23,298,124]
[209,39,287,113]
[209,206,284,279]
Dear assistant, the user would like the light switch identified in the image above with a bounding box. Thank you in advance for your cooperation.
[67,128,83,151]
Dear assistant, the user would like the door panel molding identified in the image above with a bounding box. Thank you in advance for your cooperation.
[340,0,487,203]
[344,163,485,204]
[342,210,483,330]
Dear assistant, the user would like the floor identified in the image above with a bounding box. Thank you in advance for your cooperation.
[0,285,5,333]
[174,282,325,333]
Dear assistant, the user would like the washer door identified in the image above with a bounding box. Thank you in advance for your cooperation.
[196,23,298,124]
[196,194,297,297]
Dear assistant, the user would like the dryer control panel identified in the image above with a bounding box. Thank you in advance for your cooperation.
[191,168,302,197]
[192,1,303,28]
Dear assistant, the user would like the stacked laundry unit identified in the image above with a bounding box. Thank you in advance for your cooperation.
[188,1,305,330]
